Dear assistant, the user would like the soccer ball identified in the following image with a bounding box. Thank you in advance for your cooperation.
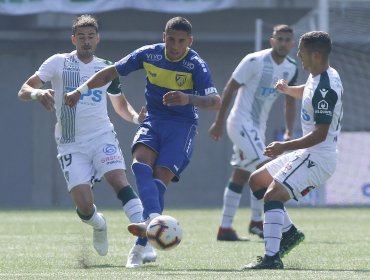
[146,215,182,251]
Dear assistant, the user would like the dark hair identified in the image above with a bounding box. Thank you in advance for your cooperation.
[72,14,99,35]
[272,24,293,36]
[300,31,332,58]
[165,17,192,35]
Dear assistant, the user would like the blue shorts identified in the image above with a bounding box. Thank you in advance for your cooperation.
[132,118,197,182]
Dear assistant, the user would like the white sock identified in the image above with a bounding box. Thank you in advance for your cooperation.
[282,207,293,233]
[123,198,144,223]
[250,189,263,222]
[81,205,106,230]
[264,206,284,256]
[220,187,242,228]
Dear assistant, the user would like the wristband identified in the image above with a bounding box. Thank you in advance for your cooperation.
[30,90,38,100]
[76,84,89,95]
[133,114,140,125]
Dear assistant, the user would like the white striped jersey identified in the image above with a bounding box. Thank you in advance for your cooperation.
[301,67,343,156]
[227,48,298,137]
[36,50,121,144]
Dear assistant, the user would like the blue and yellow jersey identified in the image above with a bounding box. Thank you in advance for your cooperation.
[115,43,218,124]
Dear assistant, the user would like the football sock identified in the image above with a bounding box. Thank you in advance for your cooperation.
[136,237,148,247]
[154,179,167,212]
[250,188,263,222]
[78,204,106,230]
[131,162,161,220]
[117,186,143,223]
[282,207,293,233]
[220,181,243,228]
[264,201,284,257]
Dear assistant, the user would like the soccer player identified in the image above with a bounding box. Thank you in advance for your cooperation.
[17,14,156,266]
[244,31,343,269]
[64,16,221,267]
[209,25,297,241]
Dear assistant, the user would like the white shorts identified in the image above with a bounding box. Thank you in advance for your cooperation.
[227,121,270,173]
[265,150,335,201]
[57,131,126,191]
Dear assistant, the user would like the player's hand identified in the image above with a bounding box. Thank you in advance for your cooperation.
[209,122,223,141]
[35,89,55,112]
[163,91,188,106]
[264,141,285,157]
[275,79,289,94]
[64,90,81,107]
[138,106,147,123]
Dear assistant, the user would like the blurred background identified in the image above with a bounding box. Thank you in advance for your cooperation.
[1,0,369,208]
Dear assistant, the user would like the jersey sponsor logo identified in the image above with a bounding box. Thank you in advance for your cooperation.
[100,155,123,164]
[103,144,117,155]
[260,86,278,97]
[146,53,163,61]
[176,74,187,87]
[315,100,332,116]
[205,87,217,95]
[65,86,103,103]
[182,60,195,70]
[301,108,311,121]
[319,88,329,98]
[64,58,79,70]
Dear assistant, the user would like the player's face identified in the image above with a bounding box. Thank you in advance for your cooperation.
[297,41,312,71]
[163,29,193,61]
[270,31,294,58]
[72,26,100,62]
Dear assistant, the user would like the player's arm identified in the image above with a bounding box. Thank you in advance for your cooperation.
[162,90,221,110]
[64,65,119,107]
[18,74,55,111]
[275,79,305,99]
[208,78,240,141]
[264,123,330,157]
[109,94,147,125]
[283,95,296,141]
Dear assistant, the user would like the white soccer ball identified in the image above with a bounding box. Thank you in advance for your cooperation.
[146,215,182,251]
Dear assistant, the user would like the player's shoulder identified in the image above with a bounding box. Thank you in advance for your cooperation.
[187,48,206,65]
[134,43,163,55]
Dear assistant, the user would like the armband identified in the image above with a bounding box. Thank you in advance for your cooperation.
[76,84,89,95]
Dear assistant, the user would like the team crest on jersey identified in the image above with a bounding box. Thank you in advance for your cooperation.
[176,74,187,87]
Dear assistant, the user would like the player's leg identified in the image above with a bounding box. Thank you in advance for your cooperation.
[226,122,269,238]
[244,169,288,269]
[58,150,108,256]
[217,168,250,241]
[70,184,108,256]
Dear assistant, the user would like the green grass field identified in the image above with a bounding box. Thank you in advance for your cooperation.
[0,208,369,280]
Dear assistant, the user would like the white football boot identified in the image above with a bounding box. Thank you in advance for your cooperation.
[126,244,145,268]
[142,243,157,263]
[93,213,108,256]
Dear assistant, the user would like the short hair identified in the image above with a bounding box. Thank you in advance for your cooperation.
[300,31,332,58]
[165,17,192,35]
[72,14,99,35]
[272,24,293,36]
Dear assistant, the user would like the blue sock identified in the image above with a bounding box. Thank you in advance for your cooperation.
[154,179,167,212]
[136,237,148,247]
[131,162,161,220]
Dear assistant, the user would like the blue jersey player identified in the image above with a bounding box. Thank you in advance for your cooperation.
[65,16,221,267]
